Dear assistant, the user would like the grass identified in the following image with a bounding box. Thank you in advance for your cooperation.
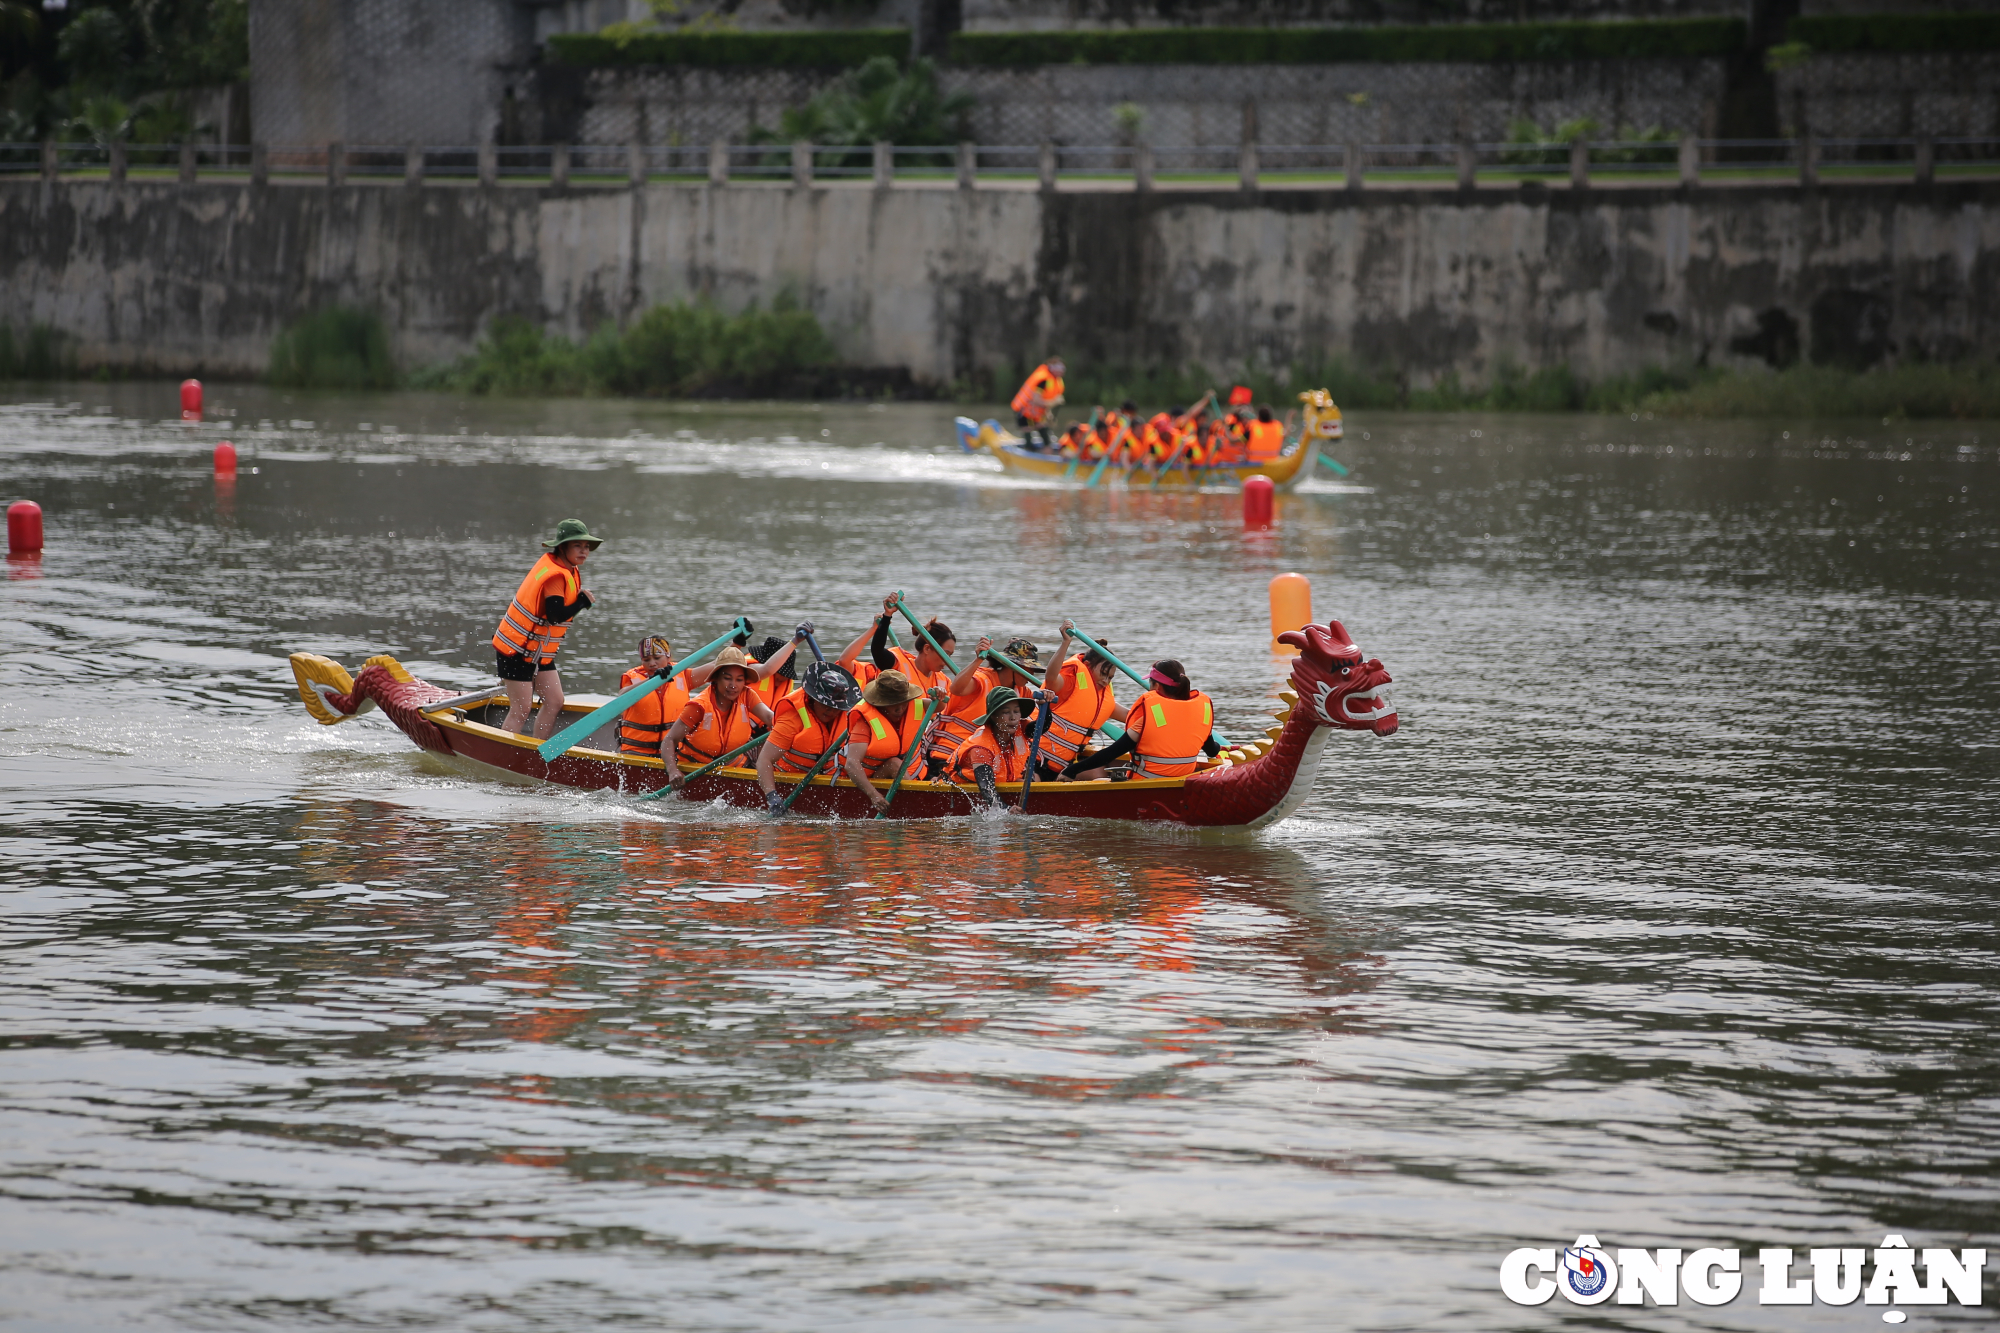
[269,308,398,390]
[1635,362,2000,420]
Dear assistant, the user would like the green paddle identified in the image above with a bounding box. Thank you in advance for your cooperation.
[637,731,765,801]
[872,688,943,819]
[777,730,847,815]
[889,592,960,674]
[1065,624,1231,747]
[536,617,748,761]
[1317,452,1351,477]
[980,647,1042,681]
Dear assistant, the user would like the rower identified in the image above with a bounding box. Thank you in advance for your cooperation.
[843,670,928,814]
[664,644,774,788]
[1246,406,1286,465]
[948,686,1043,808]
[857,593,956,695]
[616,636,676,755]
[749,635,800,708]
[492,518,600,739]
[1038,620,1118,776]
[930,635,1042,778]
[756,658,861,815]
[1063,659,1221,780]
[1010,357,1066,450]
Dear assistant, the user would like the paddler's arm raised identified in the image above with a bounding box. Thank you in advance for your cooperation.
[950,637,993,697]
[753,623,810,682]
[869,595,899,670]
[1043,621,1076,693]
[834,622,873,674]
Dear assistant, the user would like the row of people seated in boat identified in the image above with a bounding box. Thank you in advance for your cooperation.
[1022,400,1292,467]
[616,595,1221,812]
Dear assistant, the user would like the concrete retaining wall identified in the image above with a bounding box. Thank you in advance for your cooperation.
[3,177,1994,386]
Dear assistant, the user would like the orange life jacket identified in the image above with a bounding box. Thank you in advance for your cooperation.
[677,687,759,766]
[949,724,1032,786]
[617,666,676,755]
[1129,689,1214,779]
[772,698,850,774]
[1041,655,1117,766]
[884,644,951,695]
[491,553,581,664]
[929,664,1000,764]
[1247,419,1286,463]
[850,699,925,774]
[1010,365,1064,424]
[749,672,787,710]
[1209,417,1249,466]
[1139,416,1173,462]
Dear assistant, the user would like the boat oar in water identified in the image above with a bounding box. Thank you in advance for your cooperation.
[889,592,961,674]
[872,687,943,819]
[777,733,846,815]
[536,617,749,761]
[1317,453,1351,477]
[1017,695,1051,814]
[1065,624,1231,748]
[637,732,765,801]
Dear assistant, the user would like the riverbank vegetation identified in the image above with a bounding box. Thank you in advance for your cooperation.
[268,308,397,391]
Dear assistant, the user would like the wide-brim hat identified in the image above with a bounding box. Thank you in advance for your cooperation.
[708,645,755,679]
[801,661,862,712]
[542,518,604,550]
[862,670,922,707]
[997,638,1047,675]
[978,685,1034,730]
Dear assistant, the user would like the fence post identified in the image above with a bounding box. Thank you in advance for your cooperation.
[109,140,127,185]
[1569,138,1590,189]
[873,139,893,190]
[550,143,570,189]
[1238,139,1258,192]
[628,141,646,186]
[1345,141,1363,191]
[1799,133,1817,187]
[791,140,813,187]
[40,139,56,181]
[179,142,196,184]
[250,141,268,186]
[478,139,497,188]
[1134,141,1153,192]
[326,142,345,187]
[956,140,976,190]
[1914,134,1934,185]
[1038,140,1056,192]
[1456,141,1476,190]
[404,144,423,186]
[1678,134,1699,186]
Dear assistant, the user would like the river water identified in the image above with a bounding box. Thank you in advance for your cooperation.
[1,384,1994,1331]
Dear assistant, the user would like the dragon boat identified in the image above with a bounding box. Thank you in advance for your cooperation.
[288,619,1396,832]
[959,389,1344,491]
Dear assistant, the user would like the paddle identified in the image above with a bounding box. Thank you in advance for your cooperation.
[1084,453,1113,488]
[872,687,943,819]
[637,731,765,801]
[536,617,748,761]
[1317,452,1351,477]
[777,730,846,815]
[1064,624,1231,748]
[888,592,960,674]
[1017,694,1051,814]
[980,647,1042,681]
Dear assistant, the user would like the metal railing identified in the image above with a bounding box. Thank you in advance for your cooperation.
[5,135,1997,190]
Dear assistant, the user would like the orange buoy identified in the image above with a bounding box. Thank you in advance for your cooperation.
[1269,572,1312,640]
[214,441,238,472]
[1243,474,1274,528]
[7,500,43,554]
[180,379,203,421]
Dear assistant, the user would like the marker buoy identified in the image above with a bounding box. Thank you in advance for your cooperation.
[1269,572,1312,640]
[214,441,238,472]
[8,500,44,554]
[1243,474,1274,528]
[180,378,203,421]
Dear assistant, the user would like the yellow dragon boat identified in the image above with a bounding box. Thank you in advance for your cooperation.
[957,389,1344,490]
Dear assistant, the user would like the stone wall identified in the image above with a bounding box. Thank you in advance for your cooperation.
[5,177,1992,387]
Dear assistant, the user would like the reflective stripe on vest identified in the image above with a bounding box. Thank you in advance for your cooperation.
[1040,656,1114,765]
[492,553,581,663]
[852,700,921,770]
[1131,691,1212,778]
[775,702,846,773]
[928,668,996,759]
[676,690,756,765]
[617,666,669,753]
[949,726,1029,785]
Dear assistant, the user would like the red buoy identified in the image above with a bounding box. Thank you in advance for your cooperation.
[214,441,238,472]
[7,500,44,554]
[1243,474,1274,528]
[180,379,203,421]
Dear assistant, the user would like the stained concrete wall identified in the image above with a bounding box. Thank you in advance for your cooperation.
[3,177,1994,386]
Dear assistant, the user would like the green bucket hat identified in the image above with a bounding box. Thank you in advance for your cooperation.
[978,685,1035,730]
[542,518,605,550]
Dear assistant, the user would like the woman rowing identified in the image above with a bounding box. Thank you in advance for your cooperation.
[840,594,957,693]
[947,686,1045,808]
[749,634,801,708]
[492,518,600,739]
[662,644,779,788]
[842,670,931,814]
[1062,659,1220,780]
[928,635,1043,778]
[1037,620,1118,774]
[617,636,677,756]
[755,659,862,815]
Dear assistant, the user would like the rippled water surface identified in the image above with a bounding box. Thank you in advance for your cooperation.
[1,384,1995,1330]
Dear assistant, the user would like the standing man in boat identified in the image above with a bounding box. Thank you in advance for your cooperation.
[1011,357,1066,450]
[492,518,600,740]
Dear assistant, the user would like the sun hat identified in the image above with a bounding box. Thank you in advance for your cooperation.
[542,518,604,550]
[708,645,755,679]
[801,661,862,712]
[862,670,923,707]
[978,686,1034,730]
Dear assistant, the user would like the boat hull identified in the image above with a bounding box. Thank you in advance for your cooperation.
[956,418,1329,491]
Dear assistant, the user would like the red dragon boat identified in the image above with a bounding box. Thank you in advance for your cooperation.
[288,619,1396,831]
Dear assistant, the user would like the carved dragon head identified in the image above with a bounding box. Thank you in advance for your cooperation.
[1278,619,1397,736]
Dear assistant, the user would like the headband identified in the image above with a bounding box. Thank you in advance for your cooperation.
[1148,667,1179,688]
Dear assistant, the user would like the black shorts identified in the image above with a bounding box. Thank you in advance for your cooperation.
[496,651,554,682]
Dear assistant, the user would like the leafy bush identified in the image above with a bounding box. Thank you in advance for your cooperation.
[1789,12,2000,54]
[949,18,1745,67]
[1502,116,1676,165]
[268,308,398,390]
[1637,362,2000,420]
[547,28,909,69]
[752,56,971,164]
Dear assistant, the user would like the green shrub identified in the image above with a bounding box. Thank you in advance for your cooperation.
[1639,362,2000,420]
[547,27,909,68]
[949,17,1745,67]
[1789,12,2000,54]
[268,307,397,390]
[752,55,971,164]
[0,324,73,379]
